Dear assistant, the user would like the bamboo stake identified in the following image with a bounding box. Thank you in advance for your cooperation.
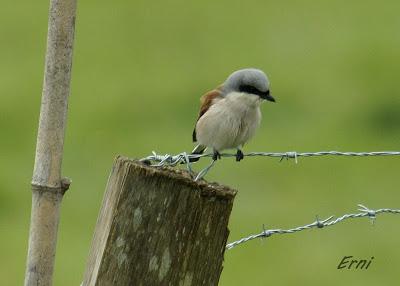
[25,0,77,285]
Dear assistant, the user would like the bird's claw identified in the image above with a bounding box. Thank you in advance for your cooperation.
[236,150,244,162]
[212,150,221,161]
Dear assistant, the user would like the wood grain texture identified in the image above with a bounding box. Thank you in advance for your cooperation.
[83,156,236,286]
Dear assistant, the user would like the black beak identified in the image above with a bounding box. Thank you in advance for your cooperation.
[261,90,275,102]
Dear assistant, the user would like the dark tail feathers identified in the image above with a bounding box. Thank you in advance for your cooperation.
[188,145,206,163]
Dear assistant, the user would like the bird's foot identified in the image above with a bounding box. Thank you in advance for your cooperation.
[236,149,244,162]
[212,150,221,161]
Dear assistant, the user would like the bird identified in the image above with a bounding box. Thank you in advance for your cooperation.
[191,68,275,162]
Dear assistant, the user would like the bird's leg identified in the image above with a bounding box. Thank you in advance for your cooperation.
[212,149,221,161]
[236,149,244,162]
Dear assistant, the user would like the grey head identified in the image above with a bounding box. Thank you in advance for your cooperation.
[223,68,275,102]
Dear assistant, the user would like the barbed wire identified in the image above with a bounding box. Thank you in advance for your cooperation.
[140,150,400,181]
[139,153,400,249]
[226,204,400,250]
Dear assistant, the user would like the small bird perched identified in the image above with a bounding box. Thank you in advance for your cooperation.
[191,68,275,162]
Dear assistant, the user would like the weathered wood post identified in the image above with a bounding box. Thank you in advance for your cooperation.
[25,0,77,285]
[83,156,236,286]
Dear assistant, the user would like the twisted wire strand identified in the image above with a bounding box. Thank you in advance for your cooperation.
[140,150,400,180]
[226,204,400,250]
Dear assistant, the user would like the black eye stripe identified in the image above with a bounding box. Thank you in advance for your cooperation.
[239,84,266,96]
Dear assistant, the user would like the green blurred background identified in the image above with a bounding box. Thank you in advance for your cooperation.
[1,0,400,285]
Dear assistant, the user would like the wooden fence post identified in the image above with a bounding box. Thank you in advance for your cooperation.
[82,156,236,286]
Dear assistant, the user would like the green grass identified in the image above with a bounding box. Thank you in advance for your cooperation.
[1,0,400,285]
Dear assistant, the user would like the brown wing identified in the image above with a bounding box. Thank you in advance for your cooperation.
[192,86,223,142]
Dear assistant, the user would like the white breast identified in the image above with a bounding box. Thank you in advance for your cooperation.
[195,92,262,151]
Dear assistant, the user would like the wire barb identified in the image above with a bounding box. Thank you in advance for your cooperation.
[261,224,271,238]
[315,215,324,228]
[358,204,377,225]
[225,204,400,250]
[279,151,298,163]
